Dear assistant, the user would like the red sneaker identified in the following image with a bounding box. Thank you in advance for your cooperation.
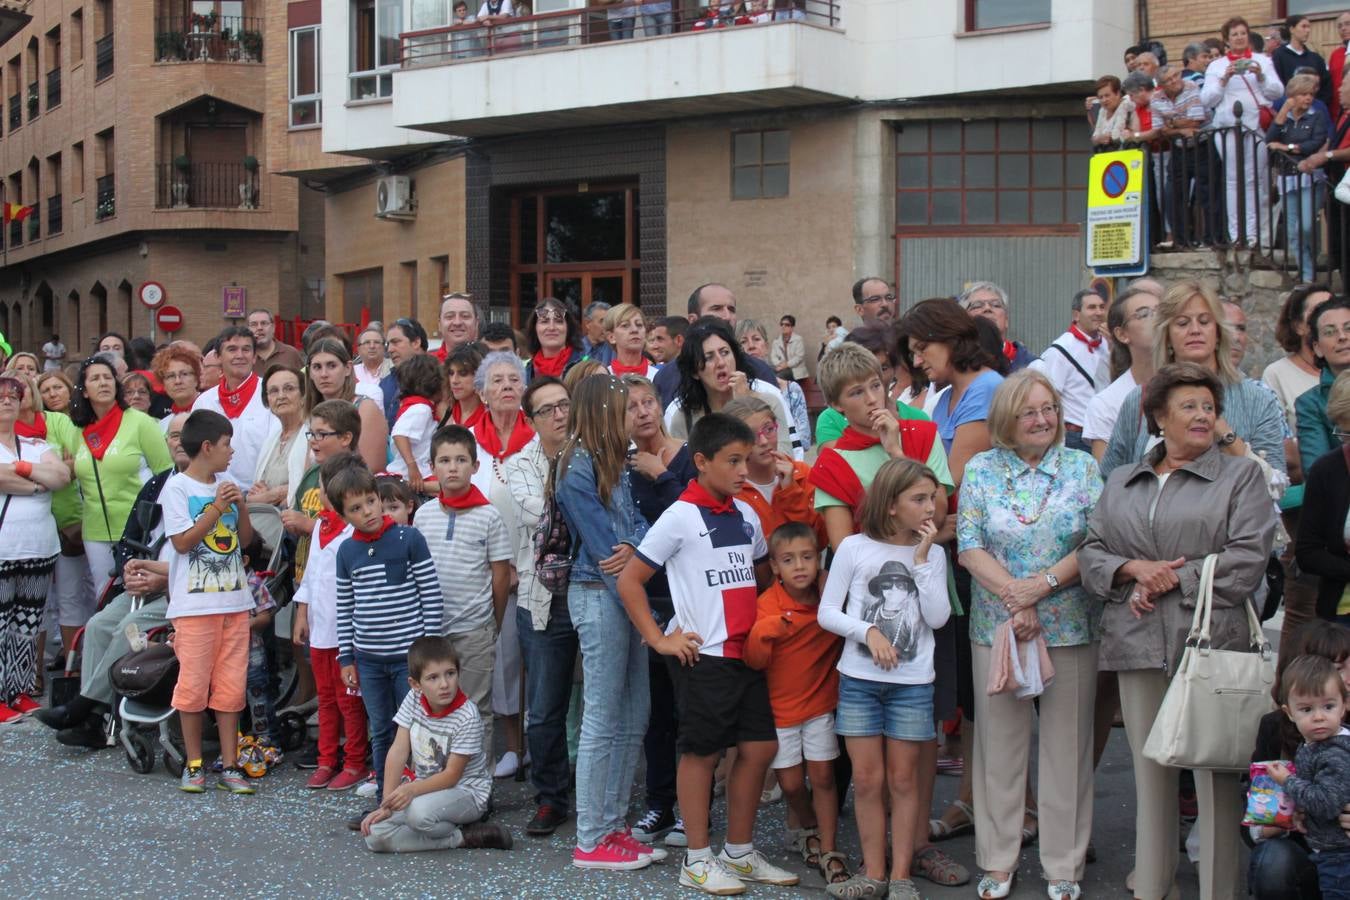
[610,829,668,862]
[10,694,41,716]
[0,704,23,725]
[327,767,371,791]
[305,766,336,789]
[572,835,653,870]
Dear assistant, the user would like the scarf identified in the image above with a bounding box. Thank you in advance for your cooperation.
[1069,324,1103,351]
[396,395,435,422]
[810,421,938,517]
[473,410,534,462]
[609,357,650,378]
[351,515,396,543]
[15,412,45,440]
[531,347,572,379]
[451,400,485,429]
[171,402,195,414]
[317,509,347,549]
[679,479,735,514]
[1002,340,1018,363]
[217,372,260,419]
[420,689,469,718]
[82,405,124,461]
[1227,48,1253,61]
[439,484,491,511]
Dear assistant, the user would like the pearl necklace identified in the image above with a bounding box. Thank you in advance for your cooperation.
[1003,456,1056,525]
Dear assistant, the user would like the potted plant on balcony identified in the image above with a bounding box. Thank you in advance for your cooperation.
[241,29,263,63]
[239,155,258,209]
[172,154,191,208]
[189,10,217,33]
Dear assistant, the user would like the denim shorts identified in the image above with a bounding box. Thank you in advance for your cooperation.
[834,674,936,742]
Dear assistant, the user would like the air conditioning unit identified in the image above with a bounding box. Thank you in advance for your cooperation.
[375,175,415,219]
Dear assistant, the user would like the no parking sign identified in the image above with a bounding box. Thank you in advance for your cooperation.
[1086,149,1148,276]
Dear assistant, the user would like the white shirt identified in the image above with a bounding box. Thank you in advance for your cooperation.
[388,403,435,479]
[663,377,804,460]
[1201,53,1283,130]
[294,517,353,650]
[41,341,65,371]
[411,498,512,634]
[0,437,59,560]
[160,471,253,619]
[1083,370,1139,444]
[191,376,280,490]
[1032,331,1110,428]
[1262,356,1320,432]
[608,360,661,380]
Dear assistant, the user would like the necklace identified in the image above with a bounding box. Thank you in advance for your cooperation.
[492,457,508,488]
[1003,455,1056,525]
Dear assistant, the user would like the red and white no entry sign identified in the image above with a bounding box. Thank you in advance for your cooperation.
[155,304,184,332]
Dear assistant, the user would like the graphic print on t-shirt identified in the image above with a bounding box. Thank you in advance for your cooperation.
[854,560,922,663]
[695,505,759,656]
[185,496,246,593]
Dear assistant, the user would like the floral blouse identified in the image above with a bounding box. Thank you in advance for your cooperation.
[957,445,1103,647]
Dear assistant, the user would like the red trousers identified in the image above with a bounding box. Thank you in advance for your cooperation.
[312,646,370,771]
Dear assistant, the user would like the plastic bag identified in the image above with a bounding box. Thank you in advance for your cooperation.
[1243,761,1296,828]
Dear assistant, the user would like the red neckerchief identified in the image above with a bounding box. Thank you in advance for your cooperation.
[432,344,448,363]
[171,402,194,414]
[1227,48,1253,61]
[396,395,434,421]
[217,372,259,419]
[439,485,490,510]
[82,405,124,461]
[531,347,572,379]
[1002,340,1018,362]
[317,509,347,549]
[833,425,881,452]
[473,410,534,462]
[679,479,735,515]
[1069,324,1103,351]
[811,420,939,524]
[419,689,468,718]
[610,357,649,378]
[15,412,45,440]
[351,516,396,543]
[451,400,485,429]
[1136,105,1153,132]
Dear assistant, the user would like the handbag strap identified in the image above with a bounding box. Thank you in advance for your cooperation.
[1240,75,1266,121]
[1190,552,1270,651]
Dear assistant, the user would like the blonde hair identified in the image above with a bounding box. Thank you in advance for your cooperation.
[563,359,606,395]
[817,342,883,406]
[860,458,939,541]
[603,303,645,333]
[9,372,42,417]
[4,352,40,375]
[1328,369,1350,431]
[1153,279,1241,384]
[36,369,74,411]
[1286,74,1319,97]
[620,374,670,438]
[987,369,1066,450]
[721,394,775,423]
[556,374,631,506]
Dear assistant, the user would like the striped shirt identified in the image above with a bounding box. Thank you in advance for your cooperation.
[412,500,513,635]
[335,525,443,665]
[395,690,492,810]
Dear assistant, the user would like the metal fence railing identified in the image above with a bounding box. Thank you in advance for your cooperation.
[154,15,265,63]
[156,162,261,210]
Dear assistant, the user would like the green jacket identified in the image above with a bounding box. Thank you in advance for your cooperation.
[40,411,82,530]
[72,408,173,542]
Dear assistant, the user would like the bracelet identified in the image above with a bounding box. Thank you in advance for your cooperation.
[13,460,31,478]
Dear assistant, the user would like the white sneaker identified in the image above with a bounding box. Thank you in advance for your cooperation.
[493,751,519,779]
[716,848,800,886]
[355,776,378,799]
[680,856,746,895]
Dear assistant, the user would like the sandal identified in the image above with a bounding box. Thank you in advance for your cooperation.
[825,872,888,899]
[819,850,850,885]
[1047,880,1081,900]
[928,798,974,842]
[912,845,971,887]
[889,878,921,900]
[978,871,1015,899]
[1021,807,1039,845]
[791,826,822,867]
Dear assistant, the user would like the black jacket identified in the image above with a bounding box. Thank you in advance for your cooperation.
[1295,445,1350,621]
[111,467,174,576]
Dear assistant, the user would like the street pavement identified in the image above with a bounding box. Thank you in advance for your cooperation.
[0,713,1220,899]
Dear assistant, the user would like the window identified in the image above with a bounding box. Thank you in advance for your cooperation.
[71,9,83,64]
[341,267,384,324]
[965,0,1051,31]
[290,25,321,127]
[350,0,401,100]
[731,130,789,200]
[72,141,84,194]
[895,118,1088,228]
[1283,2,1344,14]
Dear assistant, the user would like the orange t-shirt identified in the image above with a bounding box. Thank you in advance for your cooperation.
[743,582,843,728]
[736,459,829,551]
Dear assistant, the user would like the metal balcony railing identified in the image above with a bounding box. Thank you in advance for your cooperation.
[26,81,37,121]
[157,162,261,209]
[95,33,114,81]
[155,16,264,63]
[95,174,114,221]
[46,67,60,109]
[400,0,836,68]
[47,194,61,235]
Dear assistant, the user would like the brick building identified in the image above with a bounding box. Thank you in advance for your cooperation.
[1146,2,1346,63]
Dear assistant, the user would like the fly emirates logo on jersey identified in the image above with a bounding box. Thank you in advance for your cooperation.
[704,548,756,588]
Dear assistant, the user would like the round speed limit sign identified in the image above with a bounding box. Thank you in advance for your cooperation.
[138,281,166,309]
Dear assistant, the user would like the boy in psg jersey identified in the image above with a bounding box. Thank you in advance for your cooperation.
[618,413,800,896]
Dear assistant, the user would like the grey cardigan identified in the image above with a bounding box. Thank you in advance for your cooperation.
[1079,445,1274,673]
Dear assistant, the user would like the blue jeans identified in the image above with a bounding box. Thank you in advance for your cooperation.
[517,596,578,813]
[608,17,634,40]
[639,11,672,36]
[245,637,276,743]
[1284,181,1326,283]
[1314,848,1350,900]
[1249,838,1319,899]
[355,651,411,802]
[569,581,650,851]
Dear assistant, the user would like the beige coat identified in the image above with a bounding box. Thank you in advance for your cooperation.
[1078,445,1274,674]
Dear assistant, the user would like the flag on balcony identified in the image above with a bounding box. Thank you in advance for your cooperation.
[2,202,33,223]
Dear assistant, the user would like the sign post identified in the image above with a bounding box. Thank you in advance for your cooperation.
[1086,149,1149,278]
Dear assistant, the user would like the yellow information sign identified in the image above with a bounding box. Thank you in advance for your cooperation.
[1086,149,1147,273]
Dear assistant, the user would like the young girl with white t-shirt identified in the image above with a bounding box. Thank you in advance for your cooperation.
[817,458,951,900]
[387,355,443,495]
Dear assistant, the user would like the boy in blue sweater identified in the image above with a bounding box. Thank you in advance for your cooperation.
[331,461,443,822]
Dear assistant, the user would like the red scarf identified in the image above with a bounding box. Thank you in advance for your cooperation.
[432,344,448,363]
[439,485,491,510]
[351,515,396,543]
[1135,105,1153,132]
[82,405,124,461]
[171,402,195,414]
[1002,340,1018,363]
[1069,324,1103,351]
[810,422,938,520]
[610,357,649,378]
[15,412,45,440]
[531,347,572,379]
[451,400,485,429]
[679,479,735,515]
[1227,48,1253,61]
[420,689,468,718]
[396,395,434,421]
[317,509,347,549]
[833,426,881,452]
[217,372,260,419]
[473,410,534,462]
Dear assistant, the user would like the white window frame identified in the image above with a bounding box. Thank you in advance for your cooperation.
[349,0,402,100]
[289,25,321,128]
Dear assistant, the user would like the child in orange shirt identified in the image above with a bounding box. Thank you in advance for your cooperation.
[723,396,828,551]
[744,522,847,887]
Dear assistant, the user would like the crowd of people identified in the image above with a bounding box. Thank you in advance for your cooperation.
[4,271,1350,899]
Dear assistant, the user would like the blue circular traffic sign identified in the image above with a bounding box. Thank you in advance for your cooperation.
[1102,161,1129,199]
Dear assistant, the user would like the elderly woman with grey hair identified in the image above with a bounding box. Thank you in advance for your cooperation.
[468,349,533,778]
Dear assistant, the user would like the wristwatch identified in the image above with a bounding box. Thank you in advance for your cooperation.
[1043,571,1059,592]
[1218,431,1238,447]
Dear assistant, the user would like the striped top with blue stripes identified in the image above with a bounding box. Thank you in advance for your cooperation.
[335,525,443,666]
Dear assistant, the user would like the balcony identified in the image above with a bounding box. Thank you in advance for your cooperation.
[26,81,36,121]
[95,174,114,221]
[95,33,113,81]
[156,162,261,210]
[155,15,263,63]
[392,1,849,138]
[6,93,17,131]
[46,193,60,235]
[46,67,59,109]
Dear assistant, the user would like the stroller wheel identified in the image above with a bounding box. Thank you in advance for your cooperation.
[125,730,156,775]
[277,711,307,752]
[163,748,185,777]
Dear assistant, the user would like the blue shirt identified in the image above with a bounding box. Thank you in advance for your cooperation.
[556,446,648,595]
[933,370,1004,453]
[335,525,443,665]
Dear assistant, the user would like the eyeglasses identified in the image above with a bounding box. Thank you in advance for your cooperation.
[531,400,570,419]
[862,293,896,305]
[267,384,301,397]
[536,309,566,323]
[1015,403,1060,423]
[123,387,150,398]
[964,299,1005,313]
[756,420,780,441]
[1320,323,1350,339]
[1128,306,1158,321]
[163,370,197,382]
[305,429,339,442]
[0,390,21,402]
